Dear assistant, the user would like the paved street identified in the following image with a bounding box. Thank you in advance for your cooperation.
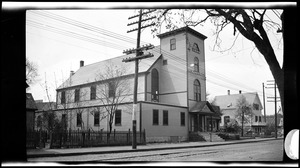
[28,139,283,162]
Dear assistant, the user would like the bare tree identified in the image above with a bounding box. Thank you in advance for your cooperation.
[235,95,254,136]
[94,62,132,135]
[150,9,285,112]
[26,57,39,87]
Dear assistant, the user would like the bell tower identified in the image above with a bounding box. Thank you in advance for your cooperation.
[157,26,207,108]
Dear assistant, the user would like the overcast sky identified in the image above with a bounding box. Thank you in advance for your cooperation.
[18,2,287,115]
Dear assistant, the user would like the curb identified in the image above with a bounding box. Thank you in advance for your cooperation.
[27,138,283,158]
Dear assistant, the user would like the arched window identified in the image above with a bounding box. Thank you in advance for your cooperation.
[192,43,200,53]
[194,79,201,102]
[194,57,199,72]
[151,68,159,102]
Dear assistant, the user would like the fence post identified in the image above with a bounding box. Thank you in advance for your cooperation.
[143,129,146,144]
[82,131,85,147]
[50,131,53,149]
[114,129,116,142]
[128,129,131,144]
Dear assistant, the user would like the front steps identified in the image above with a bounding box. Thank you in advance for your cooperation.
[189,132,225,142]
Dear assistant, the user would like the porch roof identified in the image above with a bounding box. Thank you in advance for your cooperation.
[189,101,221,117]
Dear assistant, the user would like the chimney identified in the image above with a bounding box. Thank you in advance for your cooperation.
[227,90,230,95]
[80,60,84,67]
[70,70,75,77]
[239,90,242,94]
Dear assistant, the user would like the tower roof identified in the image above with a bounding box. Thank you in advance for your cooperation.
[157,26,207,40]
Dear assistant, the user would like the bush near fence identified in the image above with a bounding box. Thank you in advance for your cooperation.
[27,129,146,149]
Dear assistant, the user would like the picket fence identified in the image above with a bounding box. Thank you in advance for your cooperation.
[27,129,146,149]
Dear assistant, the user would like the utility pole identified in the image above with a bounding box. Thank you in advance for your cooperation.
[266,80,281,139]
[262,83,266,123]
[123,9,156,149]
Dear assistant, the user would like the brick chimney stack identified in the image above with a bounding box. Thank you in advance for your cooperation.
[80,60,84,67]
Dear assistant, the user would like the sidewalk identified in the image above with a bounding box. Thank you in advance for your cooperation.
[27,137,283,158]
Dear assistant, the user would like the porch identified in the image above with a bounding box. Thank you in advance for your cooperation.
[188,101,222,133]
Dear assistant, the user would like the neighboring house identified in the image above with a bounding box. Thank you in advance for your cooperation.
[35,100,56,130]
[26,93,37,131]
[54,26,221,142]
[214,90,267,135]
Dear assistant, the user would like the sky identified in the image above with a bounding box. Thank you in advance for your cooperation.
[18,2,287,116]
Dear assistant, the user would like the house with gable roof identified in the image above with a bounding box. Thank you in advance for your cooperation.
[55,26,222,142]
[214,90,267,135]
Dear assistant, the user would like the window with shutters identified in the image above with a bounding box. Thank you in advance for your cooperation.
[90,85,96,100]
[163,110,168,126]
[153,109,159,125]
[115,109,122,126]
[170,38,176,50]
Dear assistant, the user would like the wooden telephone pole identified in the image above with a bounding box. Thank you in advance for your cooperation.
[266,80,281,139]
[123,9,155,149]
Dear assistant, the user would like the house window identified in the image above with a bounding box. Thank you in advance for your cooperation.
[151,68,159,102]
[163,59,168,65]
[108,81,116,98]
[253,103,259,110]
[180,112,185,126]
[153,109,159,125]
[170,38,176,50]
[77,113,82,127]
[194,57,199,72]
[115,109,121,126]
[163,110,168,125]
[94,111,100,126]
[90,85,96,100]
[192,43,200,53]
[74,89,80,102]
[255,116,258,122]
[61,91,66,104]
[224,116,230,126]
[259,116,262,122]
[194,79,201,102]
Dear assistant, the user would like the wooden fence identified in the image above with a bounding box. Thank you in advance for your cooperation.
[27,129,146,149]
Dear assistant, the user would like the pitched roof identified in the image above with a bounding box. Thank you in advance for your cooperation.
[157,26,207,40]
[57,46,162,90]
[36,101,56,111]
[26,93,37,110]
[214,92,261,109]
[190,101,221,117]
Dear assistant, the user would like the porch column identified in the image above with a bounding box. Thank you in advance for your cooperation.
[197,114,200,132]
[211,115,213,132]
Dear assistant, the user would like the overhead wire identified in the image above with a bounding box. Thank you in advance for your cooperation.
[27,10,275,98]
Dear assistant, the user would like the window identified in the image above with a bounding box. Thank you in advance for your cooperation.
[170,38,176,50]
[180,112,185,126]
[108,82,115,98]
[163,59,168,65]
[259,116,262,122]
[163,110,168,125]
[77,113,82,127]
[90,85,96,100]
[94,111,100,126]
[74,89,80,102]
[151,68,159,102]
[194,79,201,102]
[192,43,200,53]
[253,103,259,110]
[115,109,122,126]
[61,91,66,104]
[153,109,159,125]
[194,57,199,72]
[224,116,230,126]
[255,116,258,122]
